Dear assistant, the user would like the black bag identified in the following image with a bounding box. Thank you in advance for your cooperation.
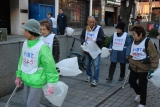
[141,38,158,64]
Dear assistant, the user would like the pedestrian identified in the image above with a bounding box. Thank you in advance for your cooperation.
[47,12,57,34]
[40,20,60,63]
[129,25,159,107]
[136,14,142,24]
[118,14,122,23]
[106,22,131,81]
[80,16,105,87]
[14,19,59,107]
[44,15,53,29]
[57,9,67,35]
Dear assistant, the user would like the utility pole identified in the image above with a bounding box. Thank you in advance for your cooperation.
[148,0,152,22]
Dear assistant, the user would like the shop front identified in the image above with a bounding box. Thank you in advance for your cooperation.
[59,0,88,28]
[0,0,10,34]
[137,2,160,22]
[105,0,120,26]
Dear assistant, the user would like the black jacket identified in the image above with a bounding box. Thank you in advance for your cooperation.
[80,25,105,49]
[57,14,67,28]
[52,35,60,63]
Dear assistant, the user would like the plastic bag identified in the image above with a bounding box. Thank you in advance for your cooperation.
[148,59,160,88]
[42,81,68,106]
[101,47,110,58]
[56,57,82,76]
[148,68,160,88]
[81,41,102,59]
[158,59,160,68]
[66,27,74,36]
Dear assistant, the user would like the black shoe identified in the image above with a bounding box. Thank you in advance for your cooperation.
[106,77,112,81]
[118,77,124,81]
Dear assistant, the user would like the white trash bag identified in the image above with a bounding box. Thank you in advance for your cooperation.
[56,57,82,76]
[158,59,160,68]
[101,47,110,58]
[148,67,160,88]
[81,41,102,59]
[42,81,68,107]
[66,27,74,36]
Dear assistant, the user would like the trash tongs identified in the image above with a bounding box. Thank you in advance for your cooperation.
[4,86,18,107]
[4,82,22,107]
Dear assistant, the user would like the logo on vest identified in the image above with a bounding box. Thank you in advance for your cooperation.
[87,33,95,41]
[114,38,124,46]
[44,41,50,46]
[23,52,34,66]
[132,48,143,56]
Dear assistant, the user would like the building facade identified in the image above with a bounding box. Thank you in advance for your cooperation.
[0,0,119,35]
[137,1,160,22]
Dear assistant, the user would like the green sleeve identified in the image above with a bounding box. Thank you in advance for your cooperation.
[16,53,23,78]
[39,44,59,84]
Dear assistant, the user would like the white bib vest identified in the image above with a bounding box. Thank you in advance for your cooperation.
[85,25,101,44]
[21,40,44,74]
[130,38,147,60]
[50,17,57,28]
[40,34,55,52]
[112,32,127,51]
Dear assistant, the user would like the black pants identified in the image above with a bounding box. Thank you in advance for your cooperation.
[108,62,126,79]
[129,70,148,105]
[59,27,65,35]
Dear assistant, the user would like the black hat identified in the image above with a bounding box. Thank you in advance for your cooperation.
[115,22,125,31]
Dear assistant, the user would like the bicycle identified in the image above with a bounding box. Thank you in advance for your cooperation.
[66,35,86,70]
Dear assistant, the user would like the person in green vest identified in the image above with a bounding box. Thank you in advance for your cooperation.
[14,19,59,107]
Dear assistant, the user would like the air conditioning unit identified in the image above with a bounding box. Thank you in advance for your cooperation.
[0,28,7,41]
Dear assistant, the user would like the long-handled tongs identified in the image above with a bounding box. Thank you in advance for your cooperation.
[4,86,18,107]
[122,70,130,88]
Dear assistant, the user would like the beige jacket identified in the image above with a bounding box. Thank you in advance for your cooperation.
[129,38,159,72]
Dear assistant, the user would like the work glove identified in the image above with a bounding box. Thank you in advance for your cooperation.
[15,77,22,88]
[56,67,60,73]
[47,87,54,96]
[147,70,154,79]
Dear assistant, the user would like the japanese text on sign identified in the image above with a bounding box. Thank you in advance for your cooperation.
[87,33,95,41]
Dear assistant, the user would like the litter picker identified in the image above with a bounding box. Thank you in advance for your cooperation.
[122,70,130,88]
[4,86,18,107]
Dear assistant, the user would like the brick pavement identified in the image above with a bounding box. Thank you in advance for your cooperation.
[99,82,160,107]
[0,57,129,107]
[1,57,160,107]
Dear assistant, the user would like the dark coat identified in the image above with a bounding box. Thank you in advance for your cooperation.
[80,25,105,49]
[109,32,131,63]
[57,14,67,28]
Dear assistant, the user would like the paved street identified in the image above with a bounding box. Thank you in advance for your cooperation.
[0,57,160,107]
[0,27,160,107]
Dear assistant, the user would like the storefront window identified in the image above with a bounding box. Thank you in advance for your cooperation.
[59,0,87,28]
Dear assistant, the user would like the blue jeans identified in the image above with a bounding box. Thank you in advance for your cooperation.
[52,28,57,35]
[85,53,101,82]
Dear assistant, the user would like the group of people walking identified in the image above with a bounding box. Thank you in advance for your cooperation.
[13,9,159,107]
[80,16,159,107]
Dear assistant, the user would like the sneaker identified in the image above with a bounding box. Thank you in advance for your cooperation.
[134,95,140,102]
[137,104,146,107]
[91,80,98,86]
[85,76,91,82]
[118,77,124,81]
